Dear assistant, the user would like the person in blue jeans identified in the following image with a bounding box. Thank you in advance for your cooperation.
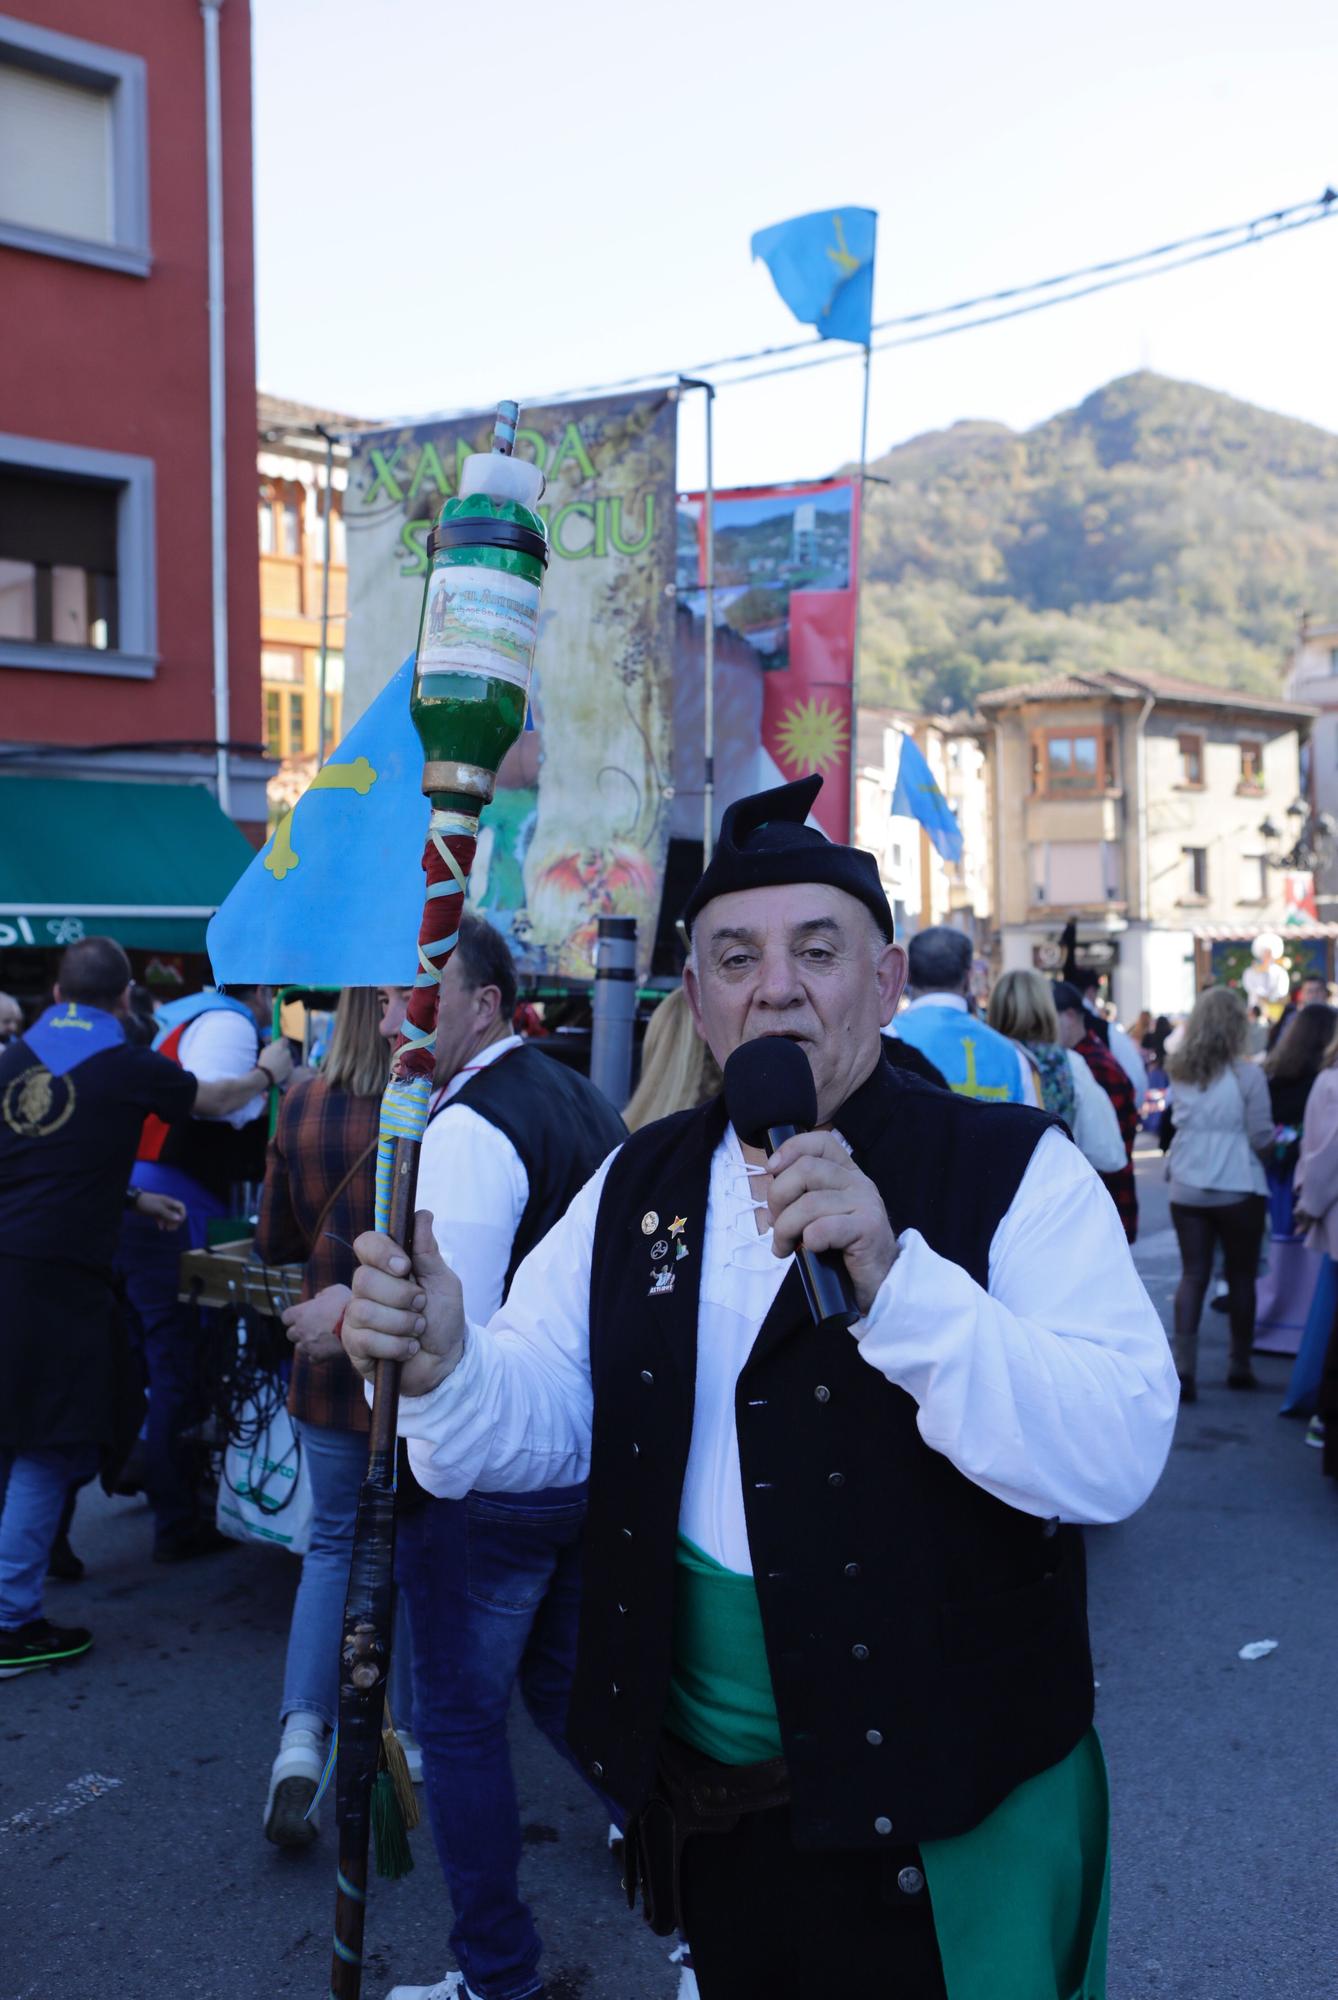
[0,939,271,1676]
[275,1417,417,1785]
[0,1444,101,1673]
[256,985,419,1844]
[394,1486,593,2000]
[371,914,625,2000]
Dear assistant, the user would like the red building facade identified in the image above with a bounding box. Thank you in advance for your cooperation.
[0,0,266,834]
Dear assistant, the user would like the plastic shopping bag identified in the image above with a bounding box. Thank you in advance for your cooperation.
[216,1391,312,1554]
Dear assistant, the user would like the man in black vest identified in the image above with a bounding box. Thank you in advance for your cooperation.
[345,781,1178,2000]
[367,912,626,2000]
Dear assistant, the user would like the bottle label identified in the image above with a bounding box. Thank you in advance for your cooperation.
[417,562,540,691]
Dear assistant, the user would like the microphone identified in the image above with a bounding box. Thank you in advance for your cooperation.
[722,1037,860,1333]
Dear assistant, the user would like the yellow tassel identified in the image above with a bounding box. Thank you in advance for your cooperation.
[380,1699,420,1833]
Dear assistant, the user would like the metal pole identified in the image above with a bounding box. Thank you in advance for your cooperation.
[849,337,873,844]
[200,0,230,815]
[589,915,637,1109]
[315,424,335,763]
[679,378,717,860]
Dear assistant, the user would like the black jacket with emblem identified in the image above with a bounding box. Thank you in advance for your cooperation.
[565,1054,1094,1849]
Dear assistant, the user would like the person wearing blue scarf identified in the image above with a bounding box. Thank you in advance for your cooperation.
[0,938,288,1678]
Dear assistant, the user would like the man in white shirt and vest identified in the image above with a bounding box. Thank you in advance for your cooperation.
[379,913,626,2000]
[889,926,1036,1104]
[343,776,1178,2000]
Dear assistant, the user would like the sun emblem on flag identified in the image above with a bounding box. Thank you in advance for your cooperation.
[773,697,849,777]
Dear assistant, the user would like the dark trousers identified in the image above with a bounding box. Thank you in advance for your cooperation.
[1319,1294,1338,1480]
[395,1486,591,2000]
[679,1803,948,1999]
[1170,1194,1266,1381]
[117,1197,216,1547]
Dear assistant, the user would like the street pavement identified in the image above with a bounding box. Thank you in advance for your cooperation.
[3,1148,1334,1999]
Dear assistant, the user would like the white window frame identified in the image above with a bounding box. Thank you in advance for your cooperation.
[0,14,150,276]
[1031,839,1123,906]
[0,431,156,679]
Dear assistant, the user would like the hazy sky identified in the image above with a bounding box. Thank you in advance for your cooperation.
[252,0,1338,488]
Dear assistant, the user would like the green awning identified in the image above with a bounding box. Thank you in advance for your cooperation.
[0,775,256,954]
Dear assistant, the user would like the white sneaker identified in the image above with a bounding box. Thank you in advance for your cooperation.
[669,1939,699,1999]
[396,1727,424,1785]
[385,1975,481,2000]
[263,1727,325,1848]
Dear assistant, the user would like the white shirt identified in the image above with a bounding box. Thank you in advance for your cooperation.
[889,992,1040,1106]
[1108,1022,1148,1104]
[178,1008,263,1129]
[416,1034,530,1323]
[395,1122,1179,1546]
[1066,1047,1127,1171]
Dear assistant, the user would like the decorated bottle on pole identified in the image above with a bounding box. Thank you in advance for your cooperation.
[411,400,549,814]
[330,399,551,2000]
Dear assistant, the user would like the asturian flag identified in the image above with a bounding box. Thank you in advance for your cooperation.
[751,207,877,345]
[209,654,539,986]
[208,658,427,986]
[891,733,964,865]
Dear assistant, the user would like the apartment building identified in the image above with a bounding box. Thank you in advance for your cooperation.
[980,669,1317,1017]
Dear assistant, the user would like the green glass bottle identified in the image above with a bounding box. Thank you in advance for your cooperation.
[410,401,549,815]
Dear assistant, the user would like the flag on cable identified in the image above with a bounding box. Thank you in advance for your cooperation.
[750,207,877,346]
[891,733,963,866]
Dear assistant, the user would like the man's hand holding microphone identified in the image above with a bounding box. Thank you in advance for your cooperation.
[342,1213,465,1398]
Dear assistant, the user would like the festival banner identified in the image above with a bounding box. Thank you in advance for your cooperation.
[344,392,677,979]
[672,479,858,845]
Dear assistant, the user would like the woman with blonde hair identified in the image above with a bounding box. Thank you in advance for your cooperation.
[625,985,721,1131]
[1165,984,1273,1399]
[987,969,1125,1171]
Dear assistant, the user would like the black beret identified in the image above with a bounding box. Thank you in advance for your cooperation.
[682,774,895,942]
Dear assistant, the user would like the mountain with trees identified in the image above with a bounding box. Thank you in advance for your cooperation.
[854,371,1338,714]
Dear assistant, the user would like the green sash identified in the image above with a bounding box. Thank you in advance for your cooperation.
[667,1535,1109,2000]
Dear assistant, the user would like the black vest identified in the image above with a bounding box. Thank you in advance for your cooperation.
[402,1043,627,1511]
[566,1055,1095,1849]
[449,1043,627,1293]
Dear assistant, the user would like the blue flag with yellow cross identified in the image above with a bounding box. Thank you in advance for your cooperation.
[891,733,964,866]
[207,657,428,985]
[751,207,877,345]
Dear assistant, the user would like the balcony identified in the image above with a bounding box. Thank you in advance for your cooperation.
[1024,794,1123,844]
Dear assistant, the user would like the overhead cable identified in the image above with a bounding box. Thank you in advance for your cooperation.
[330,188,1337,433]
[714,199,1338,391]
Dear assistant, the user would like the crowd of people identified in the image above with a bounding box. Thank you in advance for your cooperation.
[879,937,1338,1456]
[0,795,1331,2000]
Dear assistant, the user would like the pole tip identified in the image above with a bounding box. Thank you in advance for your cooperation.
[492,401,519,455]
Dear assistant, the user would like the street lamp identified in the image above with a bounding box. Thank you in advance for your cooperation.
[1259,808,1336,873]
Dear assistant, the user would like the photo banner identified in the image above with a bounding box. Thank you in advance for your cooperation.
[673,478,858,845]
[345,391,677,979]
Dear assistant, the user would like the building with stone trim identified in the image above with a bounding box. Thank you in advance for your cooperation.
[979,670,1317,1019]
